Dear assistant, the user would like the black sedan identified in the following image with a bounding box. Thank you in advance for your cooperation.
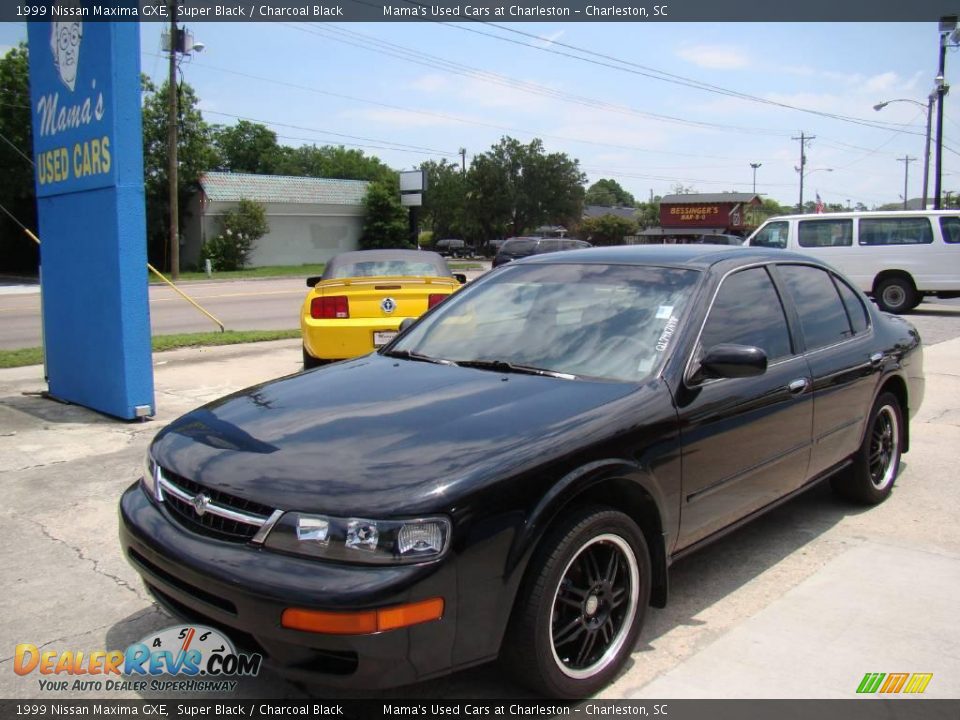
[119,246,924,698]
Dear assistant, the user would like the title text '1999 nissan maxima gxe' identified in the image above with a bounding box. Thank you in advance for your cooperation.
[119,245,924,698]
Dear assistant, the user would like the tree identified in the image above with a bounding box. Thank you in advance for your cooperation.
[213,121,284,175]
[274,144,393,182]
[584,179,636,207]
[0,43,38,273]
[420,159,466,240]
[465,137,586,238]
[141,78,219,270]
[360,179,410,249]
[578,215,639,245]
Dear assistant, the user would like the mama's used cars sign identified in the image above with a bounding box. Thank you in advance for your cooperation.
[30,19,116,194]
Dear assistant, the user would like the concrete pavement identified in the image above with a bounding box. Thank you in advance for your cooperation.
[0,325,958,700]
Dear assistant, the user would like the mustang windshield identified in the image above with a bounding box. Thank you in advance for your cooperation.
[389,263,700,382]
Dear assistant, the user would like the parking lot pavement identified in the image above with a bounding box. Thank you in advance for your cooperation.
[0,331,958,700]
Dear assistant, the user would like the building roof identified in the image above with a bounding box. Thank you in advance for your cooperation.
[199,172,370,205]
[660,193,760,205]
[583,205,639,219]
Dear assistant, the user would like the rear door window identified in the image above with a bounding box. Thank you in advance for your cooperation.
[778,265,854,350]
[833,275,870,335]
[939,216,960,243]
[859,217,933,245]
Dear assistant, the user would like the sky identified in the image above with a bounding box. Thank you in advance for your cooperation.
[2,19,958,210]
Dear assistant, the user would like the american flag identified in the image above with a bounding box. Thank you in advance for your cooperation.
[815,192,825,214]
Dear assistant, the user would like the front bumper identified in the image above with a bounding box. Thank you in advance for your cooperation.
[118,483,460,688]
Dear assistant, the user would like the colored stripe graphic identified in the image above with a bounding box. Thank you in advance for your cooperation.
[904,673,934,694]
[880,673,909,693]
[857,673,885,693]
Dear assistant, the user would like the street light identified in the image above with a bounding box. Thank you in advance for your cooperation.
[874,96,934,209]
[794,167,833,213]
[934,16,960,209]
[749,162,762,194]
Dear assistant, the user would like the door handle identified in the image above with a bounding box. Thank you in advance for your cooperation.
[870,352,884,366]
[787,378,809,394]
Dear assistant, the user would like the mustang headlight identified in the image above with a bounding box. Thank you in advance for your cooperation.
[265,513,451,565]
[141,452,161,502]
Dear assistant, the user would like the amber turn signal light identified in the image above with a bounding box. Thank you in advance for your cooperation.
[281,597,444,635]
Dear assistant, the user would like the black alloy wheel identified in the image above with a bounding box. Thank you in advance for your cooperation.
[831,392,903,504]
[502,507,650,698]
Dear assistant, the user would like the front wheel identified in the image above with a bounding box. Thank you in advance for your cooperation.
[831,392,903,504]
[502,507,650,698]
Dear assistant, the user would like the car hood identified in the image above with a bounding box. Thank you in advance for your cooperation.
[151,353,647,516]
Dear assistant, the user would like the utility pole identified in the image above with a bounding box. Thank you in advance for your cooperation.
[167,0,179,279]
[935,17,956,210]
[458,147,466,174]
[898,156,916,209]
[792,132,814,213]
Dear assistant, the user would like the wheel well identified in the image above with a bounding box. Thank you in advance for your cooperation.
[872,270,916,295]
[878,375,910,453]
[556,478,669,608]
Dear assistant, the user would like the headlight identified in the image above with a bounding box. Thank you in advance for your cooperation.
[141,453,161,502]
[264,512,451,565]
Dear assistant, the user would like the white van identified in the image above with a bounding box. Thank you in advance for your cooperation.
[746,210,960,313]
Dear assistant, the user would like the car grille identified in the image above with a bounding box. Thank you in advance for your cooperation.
[158,467,278,544]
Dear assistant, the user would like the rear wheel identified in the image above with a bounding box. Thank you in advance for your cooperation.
[502,507,650,698]
[875,277,917,314]
[831,392,903,505]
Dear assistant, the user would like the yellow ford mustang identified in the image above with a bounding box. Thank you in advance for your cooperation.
[301,249,466,368]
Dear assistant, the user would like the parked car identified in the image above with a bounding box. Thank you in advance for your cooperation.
[299,249,464,368]
[433,238,473,258]
[121,245,923,698]
[746,210,960,313]
[492,236,592,267]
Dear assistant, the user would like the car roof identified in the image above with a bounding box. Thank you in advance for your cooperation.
[518,243,817,270]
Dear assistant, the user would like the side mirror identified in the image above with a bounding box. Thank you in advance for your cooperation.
[398,317,417,333]
[697,343,767,380]
[453,273,467,285]
[306,276,322,288]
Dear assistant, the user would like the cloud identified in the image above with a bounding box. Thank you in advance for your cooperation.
[340,107,475,129]
[408,74,448,93]
[676,44,750,70]
[0,45,14,57]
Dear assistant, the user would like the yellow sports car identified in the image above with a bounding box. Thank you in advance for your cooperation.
[300,249,465,368]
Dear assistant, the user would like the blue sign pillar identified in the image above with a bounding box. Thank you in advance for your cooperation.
[27,21,154,420]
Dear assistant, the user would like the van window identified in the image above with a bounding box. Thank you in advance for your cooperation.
[939,216,960,243]
[798,219,852,247]
[859,217,933,246]
[750,221,788,249]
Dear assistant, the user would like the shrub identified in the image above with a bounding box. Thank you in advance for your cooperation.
[202,199,269,270]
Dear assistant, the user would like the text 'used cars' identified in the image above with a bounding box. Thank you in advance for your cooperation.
[121,245,923,698]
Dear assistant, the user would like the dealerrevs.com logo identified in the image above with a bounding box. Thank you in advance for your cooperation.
[14,625,262,693]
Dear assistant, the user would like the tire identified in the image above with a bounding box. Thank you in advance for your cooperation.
[831,392,903,505]
[302,346,324,370]
[502,507,651,698]
[875,277,917,314]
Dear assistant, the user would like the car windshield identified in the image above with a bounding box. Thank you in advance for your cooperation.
[327,260,445,279]
[389,263,700,382]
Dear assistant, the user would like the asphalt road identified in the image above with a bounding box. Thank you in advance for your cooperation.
[0,271,958,350]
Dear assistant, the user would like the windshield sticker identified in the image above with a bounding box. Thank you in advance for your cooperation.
[655,316,680,353]
[656,305,674,320]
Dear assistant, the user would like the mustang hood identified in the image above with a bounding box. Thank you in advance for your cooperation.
[151,353,645,516]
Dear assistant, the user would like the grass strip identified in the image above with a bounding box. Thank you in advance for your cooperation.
[0,329,301,369]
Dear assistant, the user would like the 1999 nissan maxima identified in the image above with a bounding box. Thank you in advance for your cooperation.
[120,246,924,698]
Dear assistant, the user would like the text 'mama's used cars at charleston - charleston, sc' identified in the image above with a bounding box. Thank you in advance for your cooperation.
[120,245,924,698]
[299,249,465,369]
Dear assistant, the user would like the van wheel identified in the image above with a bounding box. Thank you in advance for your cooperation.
[502,507,650,698]
[875,277,917,314]
[831,392,902,505]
